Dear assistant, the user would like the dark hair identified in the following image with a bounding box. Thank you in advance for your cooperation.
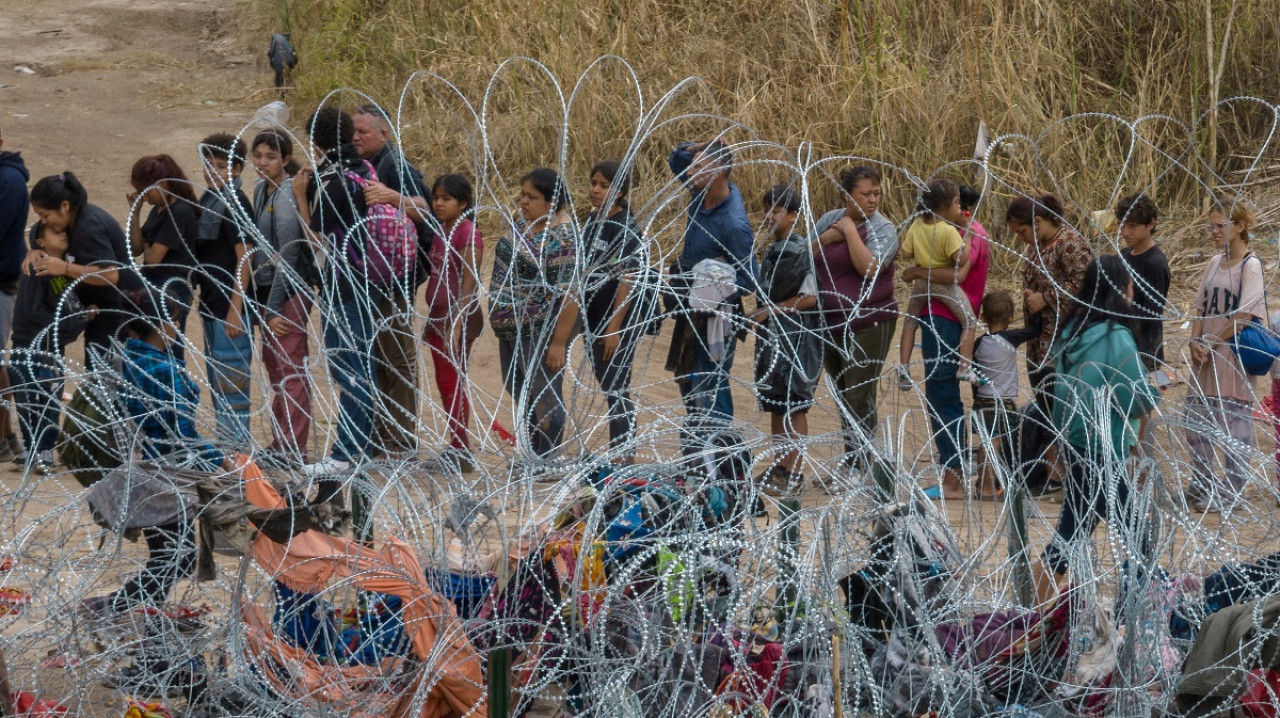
[590,160,633,208]
[761,184,801,213]
[30,172,88,214]
[1005,194,1066,226]
[919,178,959,215]
[698,140,733,177]
[199,133,247,170]
[1061,254,1137,341]
[121,289,167,341]
[959,185,982,213]
[130,154,200,208]
[306,107,355,153]
[521,167,570,211]
[251,129,301,176]
[838,165,882,193]
[980,290,1015,325]
[432,174,474,213]
[1114,192,1158,227]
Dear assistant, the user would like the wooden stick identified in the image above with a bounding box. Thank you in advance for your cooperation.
[0,646,13,718]
[832,634,842,718]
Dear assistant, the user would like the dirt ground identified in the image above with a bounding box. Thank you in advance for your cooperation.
[2,1,1280,715]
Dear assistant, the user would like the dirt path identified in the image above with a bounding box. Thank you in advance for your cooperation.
[0,0,264,214]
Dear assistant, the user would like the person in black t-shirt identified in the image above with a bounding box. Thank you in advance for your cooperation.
[546,160,644,463]
[194,134,255,446]
[293,107,382,502]
[128,154,201,344]
[1115,192,1170,372]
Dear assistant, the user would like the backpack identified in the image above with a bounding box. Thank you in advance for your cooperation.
[59,383,124,488]
[342,160,418,284]
[680,417,753,526]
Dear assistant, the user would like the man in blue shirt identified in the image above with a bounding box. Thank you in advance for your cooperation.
[667,140,757,422]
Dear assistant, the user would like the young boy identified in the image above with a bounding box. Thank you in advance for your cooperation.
[749,185,821,500]
[195,133,254,446]
[1115,193,1170,377]
[10,224,91,472]
[970,291,1037,497]
[894,178,984,386]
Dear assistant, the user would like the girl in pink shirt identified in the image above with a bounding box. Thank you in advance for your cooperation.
[422,174,484,473]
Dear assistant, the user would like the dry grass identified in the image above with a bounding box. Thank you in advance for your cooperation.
[259,0,1280,262]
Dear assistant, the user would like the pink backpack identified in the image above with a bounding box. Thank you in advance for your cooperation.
[343,160,418,284]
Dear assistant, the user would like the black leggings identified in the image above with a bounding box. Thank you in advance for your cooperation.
[1041,447,1148,576]
[589,325,640,455]
[113,521,196,609]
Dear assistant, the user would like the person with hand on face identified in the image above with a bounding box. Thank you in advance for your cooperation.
[546,160,643,465]
[489,168,576,465]
[666,139,757,424]
[194,134,255,447]
[250,129,315,466]
[421,174,483,474]
[128,154,201,346]
[352,104,431,458]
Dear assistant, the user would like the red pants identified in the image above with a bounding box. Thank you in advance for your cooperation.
[261,294,312,456]
[425,327,476,451]
[1272,379,1280,479]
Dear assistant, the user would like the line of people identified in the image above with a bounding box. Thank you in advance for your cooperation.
[0,112,1270,584]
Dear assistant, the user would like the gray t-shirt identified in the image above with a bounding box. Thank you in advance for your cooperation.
[974,332,1021,400]
[813,208,898,266]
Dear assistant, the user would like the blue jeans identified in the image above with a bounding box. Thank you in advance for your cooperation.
[323,291,380,462]
[920,314,965,470]
[203,315,252,446]
[678,331,737,423]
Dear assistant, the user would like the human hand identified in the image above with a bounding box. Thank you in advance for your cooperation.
[267,316,291,337]
[545,340,567,372]
[362,181,399,206]
[1024,289,1047,314]
[33,254,68,277]
[292,168,312,202]
[225,308,244,339]
[1190,339,1210,366]
[902,266,924,283]
[22,250,46,275]
[126,190,139,206]
[601,332,620,360]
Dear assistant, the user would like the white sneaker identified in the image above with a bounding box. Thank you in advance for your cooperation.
[896,365,914,391]
[301,457,352,478]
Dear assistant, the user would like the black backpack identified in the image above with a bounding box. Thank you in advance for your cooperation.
[680,416,753,526]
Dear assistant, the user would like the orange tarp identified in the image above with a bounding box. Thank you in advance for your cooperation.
[238,459,488,718]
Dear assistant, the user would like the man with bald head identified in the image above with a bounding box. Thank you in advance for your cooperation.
[352,104,431,459]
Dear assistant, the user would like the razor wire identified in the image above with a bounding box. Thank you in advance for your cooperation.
[0,60,1279,718]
